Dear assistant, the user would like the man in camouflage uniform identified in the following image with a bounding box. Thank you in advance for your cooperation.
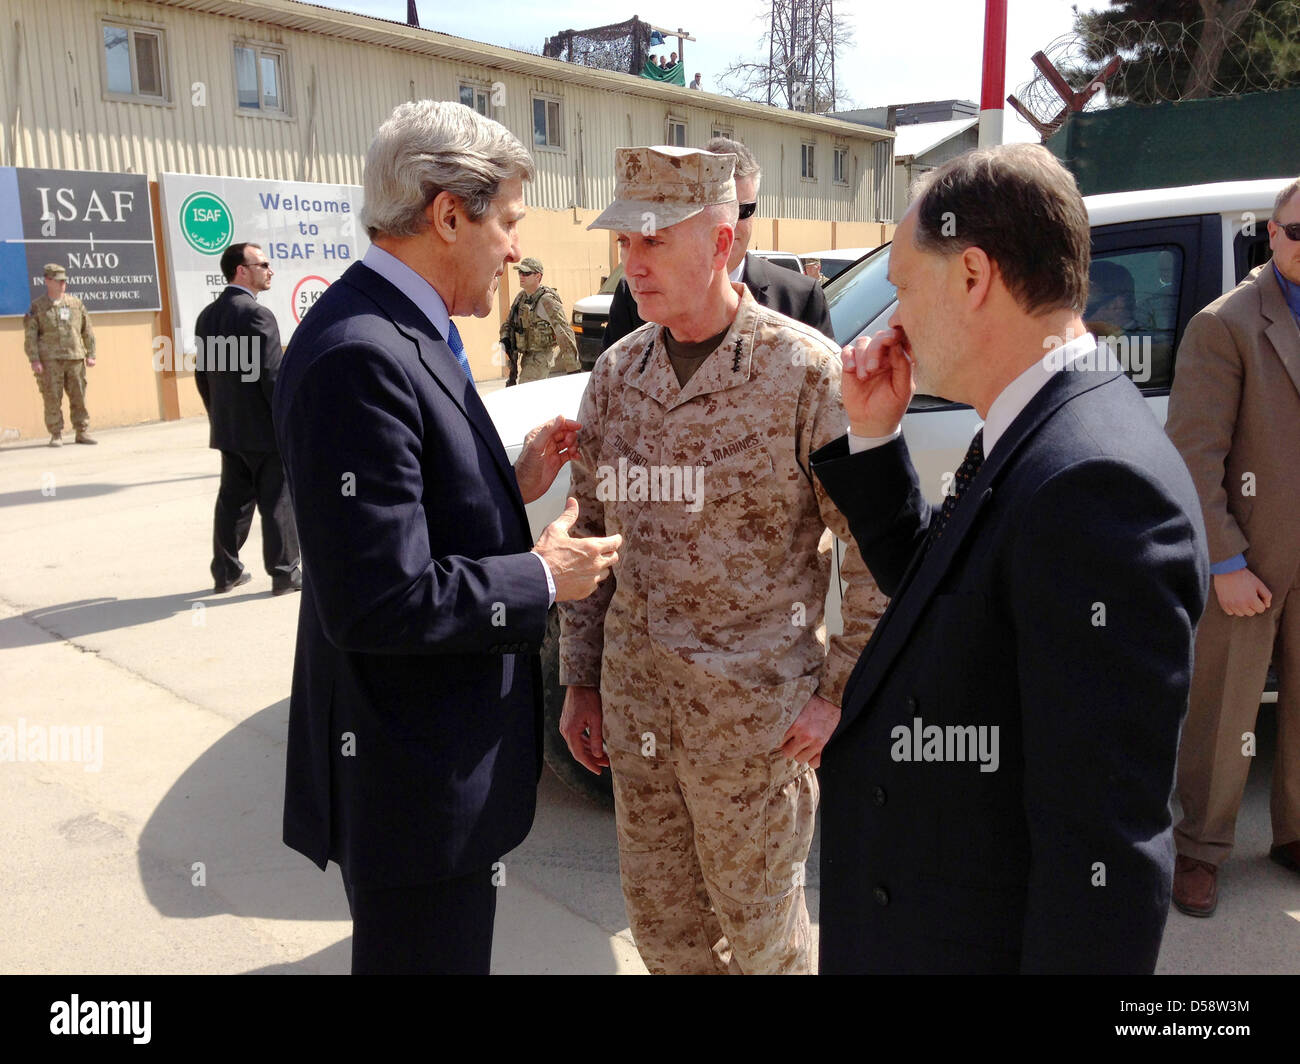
[499,256,579,385]
[24,263,97,446]
[557,146,886,975]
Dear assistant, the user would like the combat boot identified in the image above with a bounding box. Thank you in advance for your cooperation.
[75,431,97,445]
[49,434,62,447]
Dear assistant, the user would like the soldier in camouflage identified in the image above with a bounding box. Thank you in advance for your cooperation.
[557,146,887,975]
[499,256,579,385]
[24,263,97,446]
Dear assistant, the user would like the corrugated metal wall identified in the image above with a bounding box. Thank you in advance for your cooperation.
[2,0,887,221]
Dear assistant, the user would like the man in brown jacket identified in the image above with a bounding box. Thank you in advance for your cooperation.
[1165,177,1300,916]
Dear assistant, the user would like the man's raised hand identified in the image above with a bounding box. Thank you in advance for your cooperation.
[841,327,916,439]
[533,497,622,601]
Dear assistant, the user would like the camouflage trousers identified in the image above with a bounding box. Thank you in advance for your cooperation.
[608,744,818,975]
[518,347,580,384]
[34,359,89,435]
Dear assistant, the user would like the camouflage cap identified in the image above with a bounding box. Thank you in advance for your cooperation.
[514,257,544,274]
[588,146,737,232]
[43,263,67,279]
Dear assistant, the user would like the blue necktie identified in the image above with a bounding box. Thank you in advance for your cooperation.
[445,320,474,383]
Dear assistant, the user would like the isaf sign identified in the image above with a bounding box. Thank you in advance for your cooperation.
[159,173,368,357]
[0,167,161,316]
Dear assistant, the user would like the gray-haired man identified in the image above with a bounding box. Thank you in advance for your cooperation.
[274,100,620,974]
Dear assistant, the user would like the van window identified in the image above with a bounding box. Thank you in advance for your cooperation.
[1234,229,1272,282]
[1085,246,1183,391]
[826,244,895,347]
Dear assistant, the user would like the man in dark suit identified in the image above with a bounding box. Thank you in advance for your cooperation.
[809,144,1209,973]
[194,242,300,595]
[272,100,620,975]
[602,137,834,349]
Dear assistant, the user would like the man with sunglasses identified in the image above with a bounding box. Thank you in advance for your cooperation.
[194,241,301,596]
[601,137,834,351]
[1167,177,1300,916]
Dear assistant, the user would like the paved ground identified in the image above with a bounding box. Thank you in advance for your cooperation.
[1,415,1296,974]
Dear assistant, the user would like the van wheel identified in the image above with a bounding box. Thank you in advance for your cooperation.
[541,611,614,805]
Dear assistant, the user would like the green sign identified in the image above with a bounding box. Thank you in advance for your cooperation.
[179,191,232,254]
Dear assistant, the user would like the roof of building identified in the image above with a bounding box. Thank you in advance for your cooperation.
[156,0,892,141]
[892,117,978,160]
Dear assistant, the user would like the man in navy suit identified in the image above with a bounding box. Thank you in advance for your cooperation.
[194,242,300,595]
[810,145,1208,973]
[273,101,621,974]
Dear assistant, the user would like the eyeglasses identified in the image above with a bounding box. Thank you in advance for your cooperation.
[1275,221,1300,241]
[244,261,271,270]
[738,201,757,220]
[517,271,536,277]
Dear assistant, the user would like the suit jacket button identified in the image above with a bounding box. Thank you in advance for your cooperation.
[873,886,890,906]
[906,696,918,713]
[872,785,887,806]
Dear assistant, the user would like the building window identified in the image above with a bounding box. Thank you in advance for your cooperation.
[666,118,687,147]
[235,43,288,114]
[711,126,734,140]
[801,143,816,180]
[532,95,563,150]
[459,83,490,116]
[101,20,169,102]
[833,147,849,185]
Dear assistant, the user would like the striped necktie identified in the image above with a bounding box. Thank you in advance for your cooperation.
[445,319,474,383]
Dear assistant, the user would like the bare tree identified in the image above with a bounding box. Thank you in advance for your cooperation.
[718,0,854,112]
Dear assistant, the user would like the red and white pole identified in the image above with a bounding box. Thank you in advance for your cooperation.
[979,0,1008,147]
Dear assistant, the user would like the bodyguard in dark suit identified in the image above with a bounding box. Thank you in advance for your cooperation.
[602,136,834,350]
[194,242,300,595]
[273,100,620,974]
[810,145,1209,973]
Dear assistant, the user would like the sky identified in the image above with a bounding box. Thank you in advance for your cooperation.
[316,0,1112,143]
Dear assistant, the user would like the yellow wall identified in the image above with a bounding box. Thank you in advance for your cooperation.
[1,313,162,442]
[749,218,776,253]
[763,219,896,256]
[176,373,207,420]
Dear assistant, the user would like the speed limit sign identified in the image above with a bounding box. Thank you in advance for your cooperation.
[291,275,330,323]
